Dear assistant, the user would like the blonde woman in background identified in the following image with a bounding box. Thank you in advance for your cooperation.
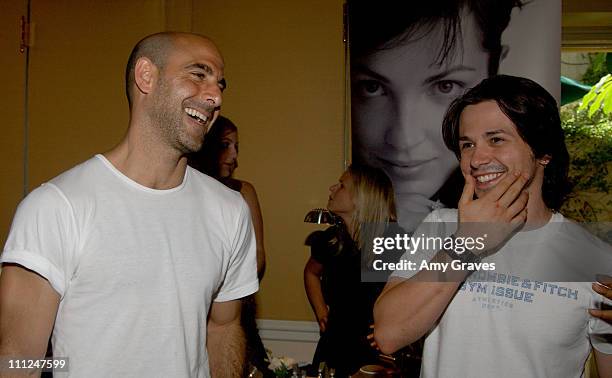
[304,164,400,377]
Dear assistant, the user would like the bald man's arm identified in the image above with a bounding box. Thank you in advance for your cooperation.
[0,264,59,376]
[207,299,244,377]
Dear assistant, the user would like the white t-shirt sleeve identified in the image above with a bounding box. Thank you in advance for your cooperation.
[214,199,258,302]
[1,183,78,297]
[391,209,451,280]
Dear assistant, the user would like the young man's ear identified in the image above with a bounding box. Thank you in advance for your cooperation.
[134,57,159,96]
[538,154,552,166]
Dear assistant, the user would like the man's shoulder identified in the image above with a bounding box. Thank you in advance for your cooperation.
[409,209,458,244]
[424,208,458,223]
[47,155,105,191]
[553,213,611,253]
[7,159,103,243]
[23,156,103,205]
[187,168,246,208]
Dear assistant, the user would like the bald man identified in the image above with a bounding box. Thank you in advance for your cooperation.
[0,32,258,377]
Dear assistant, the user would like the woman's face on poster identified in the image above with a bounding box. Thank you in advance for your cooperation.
[351,12,489,208]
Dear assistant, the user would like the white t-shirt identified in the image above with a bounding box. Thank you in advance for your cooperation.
[2,155,259,377]
[392,209,612,378]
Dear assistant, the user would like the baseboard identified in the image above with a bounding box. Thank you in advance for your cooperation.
[256,319,320,364]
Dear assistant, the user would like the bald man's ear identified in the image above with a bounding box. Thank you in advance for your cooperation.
[134,57,158,96]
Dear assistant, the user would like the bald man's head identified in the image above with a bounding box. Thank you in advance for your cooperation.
[125,33,175,108]
[125,32,220,109]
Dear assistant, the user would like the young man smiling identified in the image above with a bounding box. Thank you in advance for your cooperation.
[0,32,257,377]
[373,75,612,377]
[349,1,524,232]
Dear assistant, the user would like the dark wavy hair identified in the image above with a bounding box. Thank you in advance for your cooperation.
[188,116,240,189]
[442,75,571,210]
[348,0,524,76]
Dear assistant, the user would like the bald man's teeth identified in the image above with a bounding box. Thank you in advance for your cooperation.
[185,108,208,124]
[476,173,504,183]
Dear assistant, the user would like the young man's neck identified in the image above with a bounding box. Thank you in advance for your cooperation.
[522,192,553,231]
[103,120,188,190]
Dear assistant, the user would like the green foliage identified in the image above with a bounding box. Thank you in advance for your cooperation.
[561,100,612,222]
[562,56,612,222]
[578,53,611,118]
[579,74,612,117]
[581,53,609,85]
[561,101,612,193]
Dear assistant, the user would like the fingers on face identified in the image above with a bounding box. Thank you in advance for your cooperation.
[508,192,529,222]
[495,171,529,207]
[459,176,476,205]
[510,208,528,225]
[482,170,520,202]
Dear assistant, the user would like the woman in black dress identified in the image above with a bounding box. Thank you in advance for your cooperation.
[304,164,397,377]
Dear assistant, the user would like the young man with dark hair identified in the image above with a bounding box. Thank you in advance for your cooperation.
[373,75,612,377]
[0,32,257,377]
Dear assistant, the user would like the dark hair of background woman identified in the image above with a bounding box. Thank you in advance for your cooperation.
[188,115,241,191]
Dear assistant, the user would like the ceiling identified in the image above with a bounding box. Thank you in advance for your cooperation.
[562,0,612,50]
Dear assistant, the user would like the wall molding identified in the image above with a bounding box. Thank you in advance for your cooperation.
[257,319,320,342]
[256,319,319,363]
